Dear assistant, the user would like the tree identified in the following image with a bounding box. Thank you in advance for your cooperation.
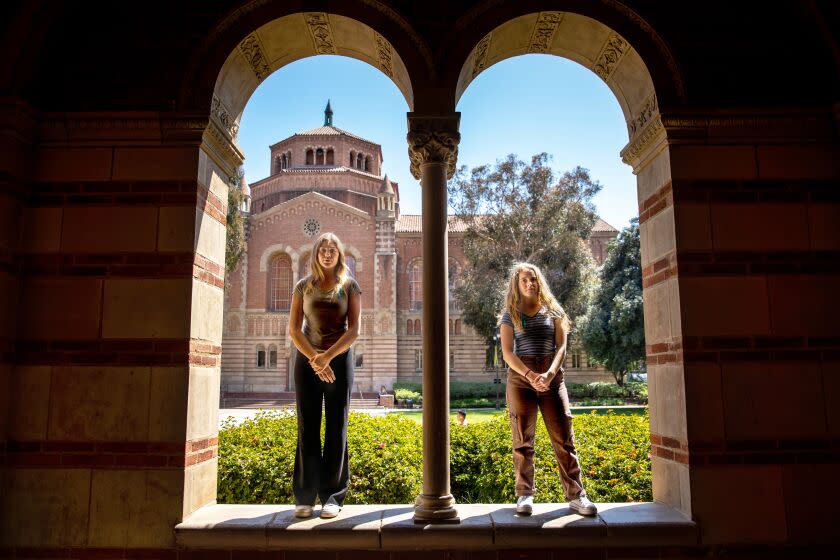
[226,168,247,273]
[448,153,601,347]
[578,219,644,385]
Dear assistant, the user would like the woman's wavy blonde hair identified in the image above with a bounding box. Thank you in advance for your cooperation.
[304,232,349,297]
[500,262,570,332]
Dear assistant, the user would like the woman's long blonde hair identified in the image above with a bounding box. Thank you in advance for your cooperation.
[305,232,349,297]
[500,262,570,332]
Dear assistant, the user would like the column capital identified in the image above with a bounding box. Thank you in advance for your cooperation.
[406,112,461,180]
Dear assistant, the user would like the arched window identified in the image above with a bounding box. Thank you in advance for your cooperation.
[298,251,311,280]
[414,349,422,371]
[316,148,325,165]
[286,151,291,167]
[268,344,278,368]
[326,149,334,165]
[448,258,461,311]
[455,319,462,335]
[349,151,355,167]
[406,319,414,335]
[414,319,421,335]
[364,155,371,172]
[269,253,293,311]
[408,259,422,311]
[306,149,314,165]
[256,345,266,368]
[345,255,357,278]
[356,153,364,169]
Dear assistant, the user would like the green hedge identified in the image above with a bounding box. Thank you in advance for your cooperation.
[218,410,651,505]
[566,382,648,403]
[393,388,422,403]
[393,380,648,404]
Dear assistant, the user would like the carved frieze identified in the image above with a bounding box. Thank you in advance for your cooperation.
[374,32,394,78]
[593,34,627,81]
[628,93,658,137]
[471,33,492,79]
[211,95,239,139]
[304,13,337,55]
[528,12,564,53]
[239,33,270,81]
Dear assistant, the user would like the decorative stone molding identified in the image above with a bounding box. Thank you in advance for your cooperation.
[202,118,245,178]
[628,93,658,137]
[471,33,492,79]
[620,114,665,172]
[660,112,836,139]
[528,12,564,53]
[251,193,373,232]
[238,33,270,81]
[38,112,208,144]
[406,114,461,180]
[211,95,239,139]
[304,12,337,55]
[259,244,297,273]
[593,34,628,81]
[374,32,394,78]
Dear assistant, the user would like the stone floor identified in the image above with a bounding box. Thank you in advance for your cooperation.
[176,502,697,551]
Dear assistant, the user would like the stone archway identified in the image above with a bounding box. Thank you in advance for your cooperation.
[181,8,422,523]
[448,9,687,514]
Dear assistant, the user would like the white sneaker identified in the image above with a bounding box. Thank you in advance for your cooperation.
[515,495,533,515]
[294,504,313,518]
[569,495,597,516]
[320,498,341,518]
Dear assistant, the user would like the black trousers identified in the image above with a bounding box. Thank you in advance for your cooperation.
[292,348,353,506]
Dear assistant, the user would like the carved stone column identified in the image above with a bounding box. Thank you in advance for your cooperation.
[407,113,460,523]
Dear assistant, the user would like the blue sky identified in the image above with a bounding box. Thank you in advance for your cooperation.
[238,54,637,230]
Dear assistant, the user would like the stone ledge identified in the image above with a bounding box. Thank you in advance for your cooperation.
[175,502,697,551]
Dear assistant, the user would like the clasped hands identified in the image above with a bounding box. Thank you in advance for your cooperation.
[525,368,555,392]
[309,352,336,383]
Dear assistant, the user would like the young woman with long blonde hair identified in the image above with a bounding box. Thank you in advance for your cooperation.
[288,232,361,519]
[499,262,597,516]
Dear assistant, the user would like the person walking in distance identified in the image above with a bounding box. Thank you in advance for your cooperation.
[499,262,597,516]
[289,232,361,519]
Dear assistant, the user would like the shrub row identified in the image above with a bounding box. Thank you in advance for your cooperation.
[218,410,651,505]
[393,380,648,404]
[565,381,648,403]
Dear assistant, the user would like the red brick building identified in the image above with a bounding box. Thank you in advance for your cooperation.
[221,103,618,395]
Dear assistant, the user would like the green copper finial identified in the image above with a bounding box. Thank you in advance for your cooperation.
[324,99,333,126]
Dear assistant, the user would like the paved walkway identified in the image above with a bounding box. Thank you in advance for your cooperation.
[219,407,392,428]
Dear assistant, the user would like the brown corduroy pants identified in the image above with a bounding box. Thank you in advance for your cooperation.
[506,355,586,500]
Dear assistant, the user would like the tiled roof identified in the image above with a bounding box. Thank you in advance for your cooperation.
[396,215,469,233]
[592,218,618,233]
[396,214,618,234]
[294,125,372,143]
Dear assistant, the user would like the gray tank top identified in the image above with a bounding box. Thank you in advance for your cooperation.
[294,276,362,350]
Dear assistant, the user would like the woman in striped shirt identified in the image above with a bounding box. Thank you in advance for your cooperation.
[499,262,597,516]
